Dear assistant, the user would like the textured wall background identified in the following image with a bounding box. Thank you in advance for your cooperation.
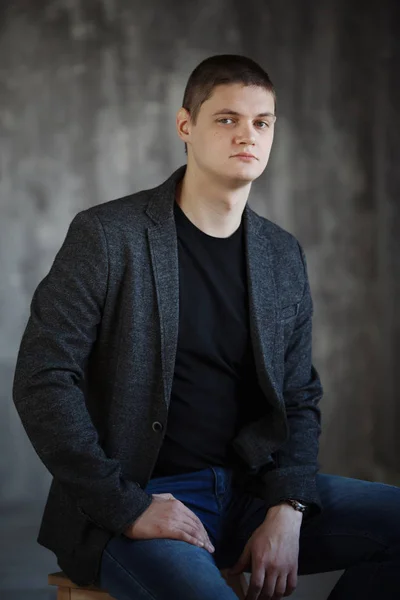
[1,0,399,597]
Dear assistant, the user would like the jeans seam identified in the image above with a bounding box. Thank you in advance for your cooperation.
[210,467,221,509]
[103,547,158,600]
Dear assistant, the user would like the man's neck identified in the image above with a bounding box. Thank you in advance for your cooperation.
[175,163,251,238]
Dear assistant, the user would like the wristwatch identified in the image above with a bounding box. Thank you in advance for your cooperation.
[282,499,309,514]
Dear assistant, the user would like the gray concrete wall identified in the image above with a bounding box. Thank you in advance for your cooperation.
[1,0,399,597]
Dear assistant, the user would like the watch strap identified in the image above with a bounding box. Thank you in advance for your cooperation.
[282,498,309,514]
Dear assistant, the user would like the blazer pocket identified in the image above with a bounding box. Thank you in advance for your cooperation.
[280,302,299,321]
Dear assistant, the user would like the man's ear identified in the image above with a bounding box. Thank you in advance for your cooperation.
[176,107,192,145]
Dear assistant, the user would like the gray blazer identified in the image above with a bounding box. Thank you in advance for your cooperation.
[12,164,323,586]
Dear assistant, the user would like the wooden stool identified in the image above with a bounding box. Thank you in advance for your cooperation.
[49,569,248,599]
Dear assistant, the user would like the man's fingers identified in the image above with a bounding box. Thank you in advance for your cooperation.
[246,569,265,600]
[179,527,214,553]
[271,574,287,598]
[284,569,297,596]
[264,570,278,600]
[151,494,214,551]
[181,504,214,546]
[174,528,208,549]
[244,551,265,600]
[179,518,215,551]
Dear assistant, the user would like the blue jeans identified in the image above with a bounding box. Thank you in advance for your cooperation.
[98,467,400,599]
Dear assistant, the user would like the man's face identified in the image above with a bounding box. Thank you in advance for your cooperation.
[182,83,276,184]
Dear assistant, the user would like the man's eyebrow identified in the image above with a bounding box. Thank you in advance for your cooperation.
[211,109,276,118]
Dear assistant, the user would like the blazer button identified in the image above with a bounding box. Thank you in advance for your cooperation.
[152,421,163,432]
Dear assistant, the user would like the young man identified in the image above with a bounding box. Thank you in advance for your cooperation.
[13,55,400,600]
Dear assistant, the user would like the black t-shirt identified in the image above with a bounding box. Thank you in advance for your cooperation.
[151,198,266,477]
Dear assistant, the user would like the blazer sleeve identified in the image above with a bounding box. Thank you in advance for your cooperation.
[260,242,323,517]
[12,210,152,535]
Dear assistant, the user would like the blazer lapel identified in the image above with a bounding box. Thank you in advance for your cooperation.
[243,206,283,411]
[146,169,183,410]
[234,207,289,466]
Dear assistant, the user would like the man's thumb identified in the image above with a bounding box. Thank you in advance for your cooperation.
[228,547,249,575]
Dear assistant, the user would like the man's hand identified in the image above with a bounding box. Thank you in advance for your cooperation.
[229,504,302,599]
[123,493,215,554]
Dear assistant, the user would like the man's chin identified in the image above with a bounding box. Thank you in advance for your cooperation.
[225,164,262,184]
[204,161,262,185]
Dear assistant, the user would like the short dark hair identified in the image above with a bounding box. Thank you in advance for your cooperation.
[181,54,276,154]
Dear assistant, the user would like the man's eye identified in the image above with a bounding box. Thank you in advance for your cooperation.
[218,118,271,128]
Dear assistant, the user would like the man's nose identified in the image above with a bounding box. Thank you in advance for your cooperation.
[234,124,256,145]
